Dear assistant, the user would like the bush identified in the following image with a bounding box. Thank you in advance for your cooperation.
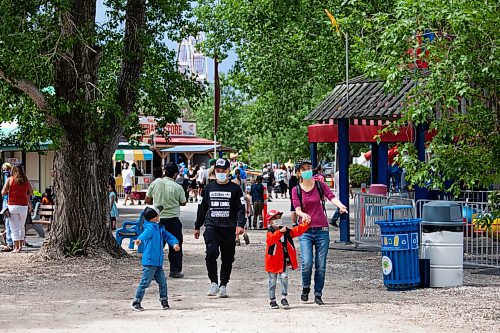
[349,164,371,187]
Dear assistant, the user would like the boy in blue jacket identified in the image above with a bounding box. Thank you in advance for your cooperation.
[131,206,180,311]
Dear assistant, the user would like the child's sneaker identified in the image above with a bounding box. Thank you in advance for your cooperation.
[243,233,250,245]
[161,300,170,310]
[235,238,241,246]
[281,298,290,309]
[218,285,228,298]
[131,301,144,312]
[314,296,324,305]
[207,282,219,296]
[269,300,279,309]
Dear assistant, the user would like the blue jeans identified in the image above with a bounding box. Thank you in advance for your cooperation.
[299,229,330,297]
[3,199,12,246]
[268,272,288,300]
[134,265,168,303]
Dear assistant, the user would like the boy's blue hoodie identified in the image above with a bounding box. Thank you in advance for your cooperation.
[138,220,179,267]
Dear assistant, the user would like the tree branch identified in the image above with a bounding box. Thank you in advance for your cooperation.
[0,70,58,126]
[116,0,146,118]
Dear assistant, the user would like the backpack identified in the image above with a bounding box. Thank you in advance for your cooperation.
[295,181,327,217]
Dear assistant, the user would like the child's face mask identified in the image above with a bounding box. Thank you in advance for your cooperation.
[270,218,283,228]
[150,216,160,223]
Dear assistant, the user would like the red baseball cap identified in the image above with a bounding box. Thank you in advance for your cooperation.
[266,209,283,221]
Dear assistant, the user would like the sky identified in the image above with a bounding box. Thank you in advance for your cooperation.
[96,0,237,80]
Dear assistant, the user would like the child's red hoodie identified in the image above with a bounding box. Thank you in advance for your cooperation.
[265,222,309,274]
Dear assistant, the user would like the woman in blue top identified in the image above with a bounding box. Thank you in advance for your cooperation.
[108,184,119,230]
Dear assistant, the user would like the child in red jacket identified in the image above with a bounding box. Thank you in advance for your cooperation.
[265,209,310,309]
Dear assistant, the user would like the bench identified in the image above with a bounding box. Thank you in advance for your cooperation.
[115,213,145,250]
[31,204,55,226]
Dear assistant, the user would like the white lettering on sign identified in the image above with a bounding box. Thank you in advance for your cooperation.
[219,202,230,207]
[210,192,232,198]
[211,211,230,218]
[138,116,197,138]
[211,202,220,207]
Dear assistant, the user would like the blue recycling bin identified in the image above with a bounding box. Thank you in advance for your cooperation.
[375,218,421,290]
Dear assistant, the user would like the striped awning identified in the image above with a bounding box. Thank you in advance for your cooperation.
[113,149,153,161]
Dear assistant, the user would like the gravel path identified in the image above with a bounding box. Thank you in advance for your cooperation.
[0,199,498,333]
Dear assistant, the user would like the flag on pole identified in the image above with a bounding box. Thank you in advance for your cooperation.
[214,57,220,135]
[324,9,340,36]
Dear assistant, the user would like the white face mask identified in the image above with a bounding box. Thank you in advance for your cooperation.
[215,172,228,182]
[272,219,283,226]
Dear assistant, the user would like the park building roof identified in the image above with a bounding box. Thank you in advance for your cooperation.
[305,76,415,121]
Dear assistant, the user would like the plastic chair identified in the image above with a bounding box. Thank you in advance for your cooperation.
[115,213,145,249]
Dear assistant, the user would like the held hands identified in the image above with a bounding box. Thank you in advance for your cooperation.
[173,244,181,252]
[193,230,200,239]
[300,213,312,224]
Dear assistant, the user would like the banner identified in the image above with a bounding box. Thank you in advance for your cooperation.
[138,117,197,137]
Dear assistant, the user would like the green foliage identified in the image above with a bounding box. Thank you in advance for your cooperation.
[0,0,202,149]
[357,0,499,194]
[349,164,371,187]
[476,190,500,230]
[64,240,85,257]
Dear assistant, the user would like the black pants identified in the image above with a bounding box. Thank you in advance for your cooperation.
[160,217,183,274]
[203,226,236,286]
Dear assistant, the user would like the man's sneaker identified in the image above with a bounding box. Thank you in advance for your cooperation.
[243,233,250,245]
[131,302,144,312]
[301,287,310,302]
[218,285,228,298]
[169,272,184,279]
[161,300,170,310]
[269,300,279,309]
[281,298,290,309]
[314,296,325,305]
[207,282,219,296]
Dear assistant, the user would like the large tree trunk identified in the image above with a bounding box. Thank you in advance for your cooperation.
[33,136,125,260]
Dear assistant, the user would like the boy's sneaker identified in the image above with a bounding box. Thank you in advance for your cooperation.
[131,302,144,312]
[301,287,310,302]
[281,298,290,309]
[207,282,219,296]
[243,233,250,245]
[314,296,325,305]
[269,300,279,309]
[218,285,228,298]
[161,300,170,310]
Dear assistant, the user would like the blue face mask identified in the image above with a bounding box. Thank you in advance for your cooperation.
[216,172,228,182]
[301,170,313,180]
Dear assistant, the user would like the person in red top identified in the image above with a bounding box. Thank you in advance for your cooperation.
[1,165,32,253]
[265,210,310,309]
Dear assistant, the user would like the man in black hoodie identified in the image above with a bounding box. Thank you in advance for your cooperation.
[194,158,245,298]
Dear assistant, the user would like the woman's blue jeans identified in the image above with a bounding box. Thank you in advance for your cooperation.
[299,228,330,297]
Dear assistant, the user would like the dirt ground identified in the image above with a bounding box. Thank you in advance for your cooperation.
[0,200,499,333]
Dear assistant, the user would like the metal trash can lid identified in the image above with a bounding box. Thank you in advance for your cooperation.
[422,201,462,223]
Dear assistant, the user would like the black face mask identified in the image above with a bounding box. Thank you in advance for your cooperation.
[2,170,10,177]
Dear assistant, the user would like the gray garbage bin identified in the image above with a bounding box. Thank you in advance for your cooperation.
[421,201,464,287]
